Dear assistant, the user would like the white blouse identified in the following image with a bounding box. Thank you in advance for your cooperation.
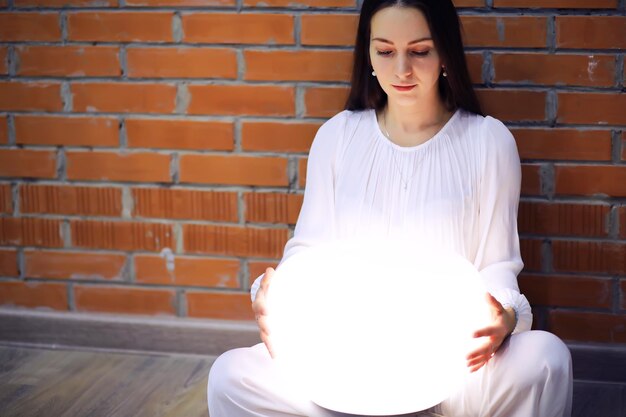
[251,108,532,335]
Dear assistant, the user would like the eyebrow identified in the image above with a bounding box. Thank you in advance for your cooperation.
[371,37,432,45]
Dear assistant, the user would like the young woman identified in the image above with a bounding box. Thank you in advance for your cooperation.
[207,1,573,416]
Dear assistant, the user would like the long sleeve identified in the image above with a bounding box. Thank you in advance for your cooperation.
[474,116,532,334]
[250,112,345,302]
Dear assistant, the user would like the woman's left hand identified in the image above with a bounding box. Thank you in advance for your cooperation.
[466,292,516,373]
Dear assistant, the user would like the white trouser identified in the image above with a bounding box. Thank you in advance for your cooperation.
[207,330,573,417]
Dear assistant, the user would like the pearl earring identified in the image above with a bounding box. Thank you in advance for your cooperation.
[372,70,376,77]
[442,67,448,77]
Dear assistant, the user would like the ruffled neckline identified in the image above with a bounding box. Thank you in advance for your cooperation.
[371,108,461,153]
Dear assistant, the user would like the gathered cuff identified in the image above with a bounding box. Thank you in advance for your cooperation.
[489,288,533,335]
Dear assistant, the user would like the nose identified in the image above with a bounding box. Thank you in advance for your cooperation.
[394,54,412,78]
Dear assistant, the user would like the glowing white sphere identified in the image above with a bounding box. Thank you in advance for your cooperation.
[265,238,492,416]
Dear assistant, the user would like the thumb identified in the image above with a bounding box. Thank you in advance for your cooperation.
[261,267,274,290]
[485,292,501,308]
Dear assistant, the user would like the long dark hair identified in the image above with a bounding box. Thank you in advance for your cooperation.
[344,0,483,116]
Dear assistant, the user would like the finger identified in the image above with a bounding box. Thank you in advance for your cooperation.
[258,316,271,335]
[260,334,275,359]
[262,267,274,290]
[473,326,499,338]
[486,292,504,309]
[469,361,486,373]
[260,332,275,359]
[252,292,267,316]
[466,345,492,361]
[467,353,490,368]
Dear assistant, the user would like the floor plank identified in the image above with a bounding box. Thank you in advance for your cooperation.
[0,344,214,417]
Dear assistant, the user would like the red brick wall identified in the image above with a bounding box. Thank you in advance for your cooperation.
[0,0,624,344]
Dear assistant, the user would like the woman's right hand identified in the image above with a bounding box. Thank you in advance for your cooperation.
[252,267,275,359]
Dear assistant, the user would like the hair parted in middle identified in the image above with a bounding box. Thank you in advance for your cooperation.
[344,0,483,116]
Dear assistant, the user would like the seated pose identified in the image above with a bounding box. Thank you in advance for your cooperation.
[207,0,573,416]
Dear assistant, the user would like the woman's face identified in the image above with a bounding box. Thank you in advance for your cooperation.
[369,6,443,107]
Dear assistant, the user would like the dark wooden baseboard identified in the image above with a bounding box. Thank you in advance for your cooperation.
[0,307,260,357]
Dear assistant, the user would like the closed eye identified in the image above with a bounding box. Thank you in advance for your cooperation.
[376,50,430,57]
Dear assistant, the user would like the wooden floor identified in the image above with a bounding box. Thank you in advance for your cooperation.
[0,343,215,417]
[1,342,625,417]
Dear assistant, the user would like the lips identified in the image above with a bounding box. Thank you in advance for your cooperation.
[392,84,416,91]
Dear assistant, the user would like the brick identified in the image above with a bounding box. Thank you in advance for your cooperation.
[187,85,295,117]
[244,0,352,7]
[621,279,626,310]
[241,121,320,153]
[127,47,237,79]
[179,154,288,187]
[466,52,483,84]
[0,46,7,75]
[0,12,61,41]
[555,165,626,197]
[553,240,626,275]
[15,0,118,5]
[127,0,233,5]
[0,81,62,112]
[132,188,238,222]
[0,217,63,247]
[620,206,626,239]
[126,119,233,151]
[74,285,176,316]
[135,254,240,288]
[0,281,67,311]
[549,311,625,343]
[24,250,126,281]
[67,11,174,42]
[477,89,546,122]
[66,151,171,183]
[298,157,307,189]
[623,131,626,162]
[461,16,547,48]
[186,291,254,320]
[71,220,174,251]
[16,45,120,77]
[494,0,616,7]
[518,202,610,237]
[72,82,176,114]
[248,261,277,289]
[183,224,289,258]
[0,248,19,277]
[0,149,56,179]
[15,115,118,147]
[556,16,626,49]
[519,274,612,309]
[304,86,349,118]
[0,115,7,144]
[182,13,294,45]
[520,238,542,272]
[493,53,615,87]
[520,164,541,196]
[20,184,123,217]
[557,92,626,125]
[244,50,352,82]
[300,14,358,46]
[511,128,612,161]
[244,192,303,225]
[0,183,11,213]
